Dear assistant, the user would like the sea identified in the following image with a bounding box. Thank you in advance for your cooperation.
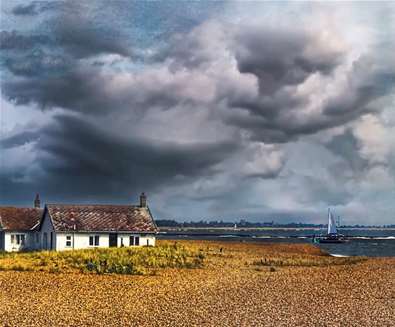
[157,228,395,257]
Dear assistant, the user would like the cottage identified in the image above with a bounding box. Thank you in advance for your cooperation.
[0,193,158,252]
[0,195,43,252]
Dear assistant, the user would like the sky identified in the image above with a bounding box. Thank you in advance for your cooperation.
[0,1,394,225]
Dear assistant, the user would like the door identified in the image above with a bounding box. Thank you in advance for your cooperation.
[0,231,4,250]
[109,233,118,247]
[43,233,48,250]
[50,232,53,250]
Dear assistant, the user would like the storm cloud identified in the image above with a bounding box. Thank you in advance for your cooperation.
[1,1,395,224]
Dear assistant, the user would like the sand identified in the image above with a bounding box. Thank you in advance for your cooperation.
[0,240,394,326]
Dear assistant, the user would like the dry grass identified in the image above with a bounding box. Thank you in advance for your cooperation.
[0,240,393,327]
[251,252,365,267]
[0,243,203,275]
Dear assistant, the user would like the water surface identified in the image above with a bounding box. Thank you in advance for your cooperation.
[158,228,395,257]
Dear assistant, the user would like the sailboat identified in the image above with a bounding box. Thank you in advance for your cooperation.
[313,208,345,244]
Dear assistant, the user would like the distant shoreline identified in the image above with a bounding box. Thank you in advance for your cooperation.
[159,227,395,232]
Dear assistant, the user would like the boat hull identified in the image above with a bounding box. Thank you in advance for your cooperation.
[317,238,345,244]
[312,235,346,244]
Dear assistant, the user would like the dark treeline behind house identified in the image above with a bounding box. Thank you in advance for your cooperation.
[156,220,395,229]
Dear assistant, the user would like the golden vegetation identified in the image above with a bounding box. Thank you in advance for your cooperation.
[0,243,204,275]
[251,253,365,267]
[0,240,364,275]
[0,240,393,326]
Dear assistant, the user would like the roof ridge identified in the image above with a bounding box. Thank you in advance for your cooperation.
[46,203,141,207]
[0,206,42,210]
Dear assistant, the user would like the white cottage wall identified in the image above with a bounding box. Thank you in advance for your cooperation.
[3,232,13,252]
[141,235,156,247]
[1,230,156,251]
[117,234,155,247]
[56,233,155,250]
[3,232,31,252]
[56,233,110,251]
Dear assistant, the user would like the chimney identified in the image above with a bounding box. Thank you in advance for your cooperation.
[139,192,147,208]
[34,193,40,208]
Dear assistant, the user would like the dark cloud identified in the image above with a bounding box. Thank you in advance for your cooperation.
[12,3,38,16]
[2,3,134,82]
[227,56,393,143]
[0,173,35,206]
[0,31,50,50]
[325,130,368,172]
[2,59,217,114]
[0,114,239,204]
[234,28,343,94]
[4,50,69,76]
[3,68,108,111]
[2,66,186,114]
[0,111,239,203]
[39,1,141,59]
[11,1,58,16]
[52,17,133,59]
[0,130,40,149]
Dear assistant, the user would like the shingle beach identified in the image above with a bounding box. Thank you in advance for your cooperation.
[0,241,393,326]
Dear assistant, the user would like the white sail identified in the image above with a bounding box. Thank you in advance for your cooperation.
[327,208,337,235]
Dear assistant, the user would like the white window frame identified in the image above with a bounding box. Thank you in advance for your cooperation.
[129,235,140,246]
[65,235,72,247]
[89,235,100,247]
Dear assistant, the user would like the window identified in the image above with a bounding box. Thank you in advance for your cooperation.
[66,235,72,247]
[11,234,25,245]
[89,235,100,246]
[129,236,140,246]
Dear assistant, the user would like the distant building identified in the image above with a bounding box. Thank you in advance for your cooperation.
[0,193,158,252]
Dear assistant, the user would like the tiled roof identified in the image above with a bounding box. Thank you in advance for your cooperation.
[0,207,43,231]
[46,204,158,233]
